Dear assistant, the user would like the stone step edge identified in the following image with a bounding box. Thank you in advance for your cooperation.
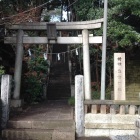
[85,123,135,129]
[7,120,75,130]
[2,129,53,140]
[77,136,111,140]
[2,128,75,140]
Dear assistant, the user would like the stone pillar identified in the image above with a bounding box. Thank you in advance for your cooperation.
[114,53,125,100]
[82,29,91,99]
[75,75,84,137]
[135,118,140,139]
[12,29,24,107]
[1,75,12,128]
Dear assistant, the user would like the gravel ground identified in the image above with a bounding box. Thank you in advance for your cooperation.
[110,135,134,140]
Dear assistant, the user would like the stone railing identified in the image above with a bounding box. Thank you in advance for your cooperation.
[74,75,140,138]
[84,100,140,137]
[84,100,140,115]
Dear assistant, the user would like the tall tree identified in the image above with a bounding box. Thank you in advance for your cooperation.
[72,0,140,90]
[73,0,140,48]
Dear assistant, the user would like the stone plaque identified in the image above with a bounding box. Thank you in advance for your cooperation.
[114,53,125,100]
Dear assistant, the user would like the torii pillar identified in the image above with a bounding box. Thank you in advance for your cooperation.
[11,29,24,107]
[82,29,91,99]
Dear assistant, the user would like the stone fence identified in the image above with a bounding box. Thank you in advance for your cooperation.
[84,100,140,115]
[75,75,140,138]
[84,100,140,137]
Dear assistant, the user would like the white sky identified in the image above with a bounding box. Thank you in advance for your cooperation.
[62,11,68,21]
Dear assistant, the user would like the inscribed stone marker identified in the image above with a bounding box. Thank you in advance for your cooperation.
[114,53,125,100]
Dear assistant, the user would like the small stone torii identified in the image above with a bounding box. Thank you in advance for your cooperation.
[4,18,103,107]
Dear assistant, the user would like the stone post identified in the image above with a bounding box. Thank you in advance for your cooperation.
[1,75,12,128]
[82,29,91,99]
[12,29,24,107]
[114,53,125,100]
[75,75,84,137]
[135,118,140,139]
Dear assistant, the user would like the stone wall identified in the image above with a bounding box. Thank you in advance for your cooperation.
[85,114,138,137]
[126,61,140,100]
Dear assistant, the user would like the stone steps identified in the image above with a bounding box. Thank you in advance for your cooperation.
[2,128,75,140]
[2,129,53,140]
[7,120,75,130]
[47,49,71,100]
[2,101,75,140]
[2,120,75,140]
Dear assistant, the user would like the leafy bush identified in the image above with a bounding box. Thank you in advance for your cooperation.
[24,75,43,104]
[23,50,49,104]
[68,96,75,106]
[92,88,112,100]
[0,66,5,76]
[92,90,100,99]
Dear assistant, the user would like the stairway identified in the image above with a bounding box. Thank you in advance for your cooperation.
[47,44,71,100]
[2,101,75,140]
[47,62,71,100]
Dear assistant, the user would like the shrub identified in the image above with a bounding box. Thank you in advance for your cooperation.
[24,75,43,104]
[92,89,112,100]
[68,96,75,106]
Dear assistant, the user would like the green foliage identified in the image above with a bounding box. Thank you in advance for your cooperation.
[109,0,140,16]
[28,57,48,75]
[91,89,112,100]
[44,15,50,22]
[0,66,5,76]
[74,0,140,48]
[92,90,100,99]
[23,47,49,104]
[74,0,103,21]
[73,0,140,93]
[24,75,43,104]
[108,0,140,48]
[68,96,75,106]
[0,0,50,15]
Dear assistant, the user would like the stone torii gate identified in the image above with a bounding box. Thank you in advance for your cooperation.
[5,18,103,107]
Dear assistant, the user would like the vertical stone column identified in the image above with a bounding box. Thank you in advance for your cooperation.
[12,29,24,107]
[1,75,12,128]
[114,53,125,100]
[82,29,91,99]
[68,45,74,97]
[75,75,84,137]
[135,118,140,139]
